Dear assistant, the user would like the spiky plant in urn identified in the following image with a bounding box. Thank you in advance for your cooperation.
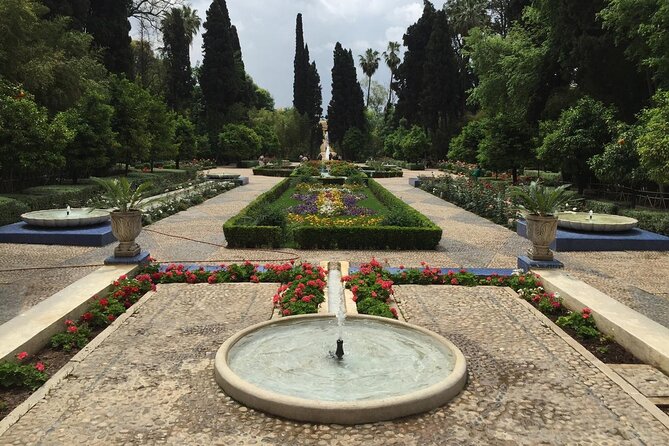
[510,181,573,261]
[92,177,152,257]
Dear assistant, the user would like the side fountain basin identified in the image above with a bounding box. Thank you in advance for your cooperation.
[557,212,638,232]
[21,208,110,227]
[214,314,467,424]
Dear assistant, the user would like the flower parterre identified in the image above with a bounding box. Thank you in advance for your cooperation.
[287,184,377,226]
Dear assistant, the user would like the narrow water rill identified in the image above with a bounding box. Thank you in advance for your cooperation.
[214,261,468,424]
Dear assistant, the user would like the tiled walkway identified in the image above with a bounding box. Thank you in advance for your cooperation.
[1,168,667,327]
[1,284,667,445]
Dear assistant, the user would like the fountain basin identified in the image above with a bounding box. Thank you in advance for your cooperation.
[557,212,638,232]
[214,314,467,424]
[21,208,110,227]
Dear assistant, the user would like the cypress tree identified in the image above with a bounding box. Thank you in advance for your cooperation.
[42,0,90,30]
[394,0,436,125]
[306,58,323,158]
[88,0,133,78]
[420,10,464,157]
[327,43,365,157]
[163,8,194,113]
[293,13,310,114]
[200,0,245,135]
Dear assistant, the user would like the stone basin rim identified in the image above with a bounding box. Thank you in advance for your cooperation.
[21,208,111,227]
[214,314,467,424]
[557,212,638,232]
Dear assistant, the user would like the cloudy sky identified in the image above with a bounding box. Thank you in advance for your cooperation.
[184,0,425,109]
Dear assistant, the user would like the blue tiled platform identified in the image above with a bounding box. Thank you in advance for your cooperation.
[105,251,151,265]
[517,255,564,272]
[409,177,422,187]
[517,220,669,252]
[0,222,116,247]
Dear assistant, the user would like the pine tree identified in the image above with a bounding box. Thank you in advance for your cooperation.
[327,43,365,157]
[293,13,310,114]
[88,0,133,78]
[394,0,436,126]
[200,0,246,135]
[163,8,194,113]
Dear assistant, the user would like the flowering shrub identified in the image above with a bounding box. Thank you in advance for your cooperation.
[556,307,600,339]
[0,352,47,390]
[517,286,563,314]
[274,267,327,316]
[343,258,397,319]
[51,320,93,352]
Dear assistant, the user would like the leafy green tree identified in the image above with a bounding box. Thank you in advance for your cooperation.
[448,119,486,163]
[253,87,275,111]
[382,41,401,107]
[131,39,166,95]
[600,0,669,89]
[251,122,280,157]
[173,115,198,169]
[359,49,381,108]
[218,124,262,164]
[42,0,90,30]
[342,128,369,162]
[109,76,152,174]
[59,87,116,182]
[538,97,618,192]
[327,42,366,157]
[634,89,669,189]
[162,8,195,112]
[488,0,531,36]
[400,125,431,163]
[146,98,177,171]
[0,83,67,191]
[477,113,535,183]
[88,0,133,78]
[589,125,646,187]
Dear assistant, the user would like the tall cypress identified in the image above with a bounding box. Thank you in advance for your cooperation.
[88,0,133,78]
[420,10,464,156]
[394,0,436,125]
[42,0,90,30]
[293,13,310,113]
[327,43,365,156]
[200,0,246,135]
[163,8,194,113]
[306,58,323,158]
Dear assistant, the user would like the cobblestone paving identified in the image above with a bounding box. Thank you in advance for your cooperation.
[2,284,667,445]
[1,169,667,328]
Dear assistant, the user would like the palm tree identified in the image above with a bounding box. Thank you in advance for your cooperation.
[444,0,489,48]
[382,41,401,107]
[181,5,201,47]
[358,48,380,108]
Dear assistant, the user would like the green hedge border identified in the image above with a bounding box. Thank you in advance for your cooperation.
[252,168,295,177]
[223,178,442,249]
[361,170,404,178]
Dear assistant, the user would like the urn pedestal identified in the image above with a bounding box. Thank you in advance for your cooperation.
[110,210,142,257]
[525,214,558,261]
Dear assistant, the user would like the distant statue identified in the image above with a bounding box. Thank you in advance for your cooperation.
[318,118,337,161]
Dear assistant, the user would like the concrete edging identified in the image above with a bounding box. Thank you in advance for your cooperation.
[536,269,669,377]
[504,288,669,429]
[0,265,139,363]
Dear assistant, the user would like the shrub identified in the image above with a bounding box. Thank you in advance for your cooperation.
[0,196,30,226]
[381,208,424,227]
[356,298,394,318]
[621,209,669,236]
[51,321,93,352]
[218,124,262,163]
[556,308,600,339]
[328,161,359,177]
[0,352,48,390]
[584,199,619,215]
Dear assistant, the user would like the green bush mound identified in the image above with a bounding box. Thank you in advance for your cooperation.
[223,178,442,250]
[0,196,30,226]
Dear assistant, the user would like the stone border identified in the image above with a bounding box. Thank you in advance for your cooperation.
[214,314,467,425]
[505,287,669,429]
[537,270,669,376]
[0,265,139,363]
[0,290,157,437]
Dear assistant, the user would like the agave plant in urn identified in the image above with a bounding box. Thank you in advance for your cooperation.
[510,181,573,261]
[92,177,152,258]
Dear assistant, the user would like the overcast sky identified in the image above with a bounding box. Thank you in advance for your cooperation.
[182,0,424,109]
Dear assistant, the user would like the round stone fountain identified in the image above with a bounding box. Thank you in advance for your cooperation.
[214,263,467,424]
[557,212,638,232]
[21,208,110,227]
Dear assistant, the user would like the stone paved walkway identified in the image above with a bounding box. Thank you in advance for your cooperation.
[1,283,667,445]
[1,168,667,328]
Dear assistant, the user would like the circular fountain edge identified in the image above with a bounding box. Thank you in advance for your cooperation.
[214,314,467,424]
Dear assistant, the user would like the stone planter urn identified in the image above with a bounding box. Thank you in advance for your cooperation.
[525,214,558,261]
[110,210,142,257]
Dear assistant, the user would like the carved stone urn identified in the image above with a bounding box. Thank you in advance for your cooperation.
[110,210,142,257]
[525,214,558,261]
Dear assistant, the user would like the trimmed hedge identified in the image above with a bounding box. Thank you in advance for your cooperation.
[252,168,294,177]
[585,199,619,215]
[238,160,260,168]
[223,178,292,248]
[0,196,30,226]
[621,209,669,236]
[406,163,425,171]
[224,178,442,249]
[361,170,403,178]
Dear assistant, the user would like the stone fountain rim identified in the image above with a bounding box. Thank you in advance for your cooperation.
[557,211,638,232]
[21,208,111,227]
[214,313,467,425]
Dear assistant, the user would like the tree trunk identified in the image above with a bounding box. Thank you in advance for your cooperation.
[512,166,518,185]
[366,77,371,108]
[387,73,394,108]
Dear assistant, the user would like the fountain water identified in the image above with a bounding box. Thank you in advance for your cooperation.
[21,208,110,227]
[557,211,638,232]
[214,261,467,424]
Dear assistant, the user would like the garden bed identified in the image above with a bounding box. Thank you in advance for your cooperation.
[223,178,442,249]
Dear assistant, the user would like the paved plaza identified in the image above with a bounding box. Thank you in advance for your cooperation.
[1,169,667,327]
[1,283,667,445]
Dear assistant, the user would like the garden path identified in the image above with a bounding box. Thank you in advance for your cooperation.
[0,168,667,329]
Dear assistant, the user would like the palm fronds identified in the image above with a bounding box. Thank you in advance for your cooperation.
[92,177,153,212]
[509,181,573,217]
